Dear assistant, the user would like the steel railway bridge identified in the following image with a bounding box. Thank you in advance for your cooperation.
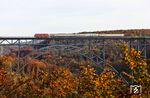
[0,36,150,78]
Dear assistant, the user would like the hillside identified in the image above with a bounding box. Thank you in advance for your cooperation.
[79,29,150,36]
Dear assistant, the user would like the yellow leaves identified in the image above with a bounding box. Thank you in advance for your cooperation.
[130,60,137,69]
[133,70,138,74]
[44,72,48,77]
[80,65,96,76]
[0,55,13,67]
[125,47,129,52]
[123,45,148,70]
[122,43,150,95]
[130,61,134,66]
[137,62,142,66]
[93,80,100,86]
[122,72,134,79]
[0,44,149,97]
[79,65,119,97]
[79,66,100,96]
[137,50,141,57]
[141,60,147,66]
[131,94,141,98]
[130,48,136,56]
[46,67,78,97]
[138,78,142,81]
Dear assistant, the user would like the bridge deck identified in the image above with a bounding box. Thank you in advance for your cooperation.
[0,36,150,40]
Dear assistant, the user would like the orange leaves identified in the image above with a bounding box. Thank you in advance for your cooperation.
[0,55,13,67]
[42,67,78,97]
[0,68,7,85]
[43,88,52,95]
[83,92,92,97]
[0,44,149,97]
[30,59,46,68]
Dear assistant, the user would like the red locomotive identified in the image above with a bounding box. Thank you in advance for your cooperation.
[34,33,49,38]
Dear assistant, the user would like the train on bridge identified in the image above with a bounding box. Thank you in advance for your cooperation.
[34,33,124,38]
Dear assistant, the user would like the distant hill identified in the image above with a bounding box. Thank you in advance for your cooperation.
[79,29,150,36]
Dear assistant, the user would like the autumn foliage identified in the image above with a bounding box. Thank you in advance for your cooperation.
[0,43,149,98]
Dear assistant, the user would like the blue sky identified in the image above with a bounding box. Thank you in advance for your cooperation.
[0,0,150,36]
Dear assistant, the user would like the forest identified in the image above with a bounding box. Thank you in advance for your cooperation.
[80,29,150,36]
[0,41,150,98]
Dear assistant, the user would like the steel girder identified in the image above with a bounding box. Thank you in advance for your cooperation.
[0,37,150,74]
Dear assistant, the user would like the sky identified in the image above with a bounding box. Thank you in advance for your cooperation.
[0,0,150,37]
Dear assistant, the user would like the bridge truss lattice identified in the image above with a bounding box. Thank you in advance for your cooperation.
[0,36,150,83]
